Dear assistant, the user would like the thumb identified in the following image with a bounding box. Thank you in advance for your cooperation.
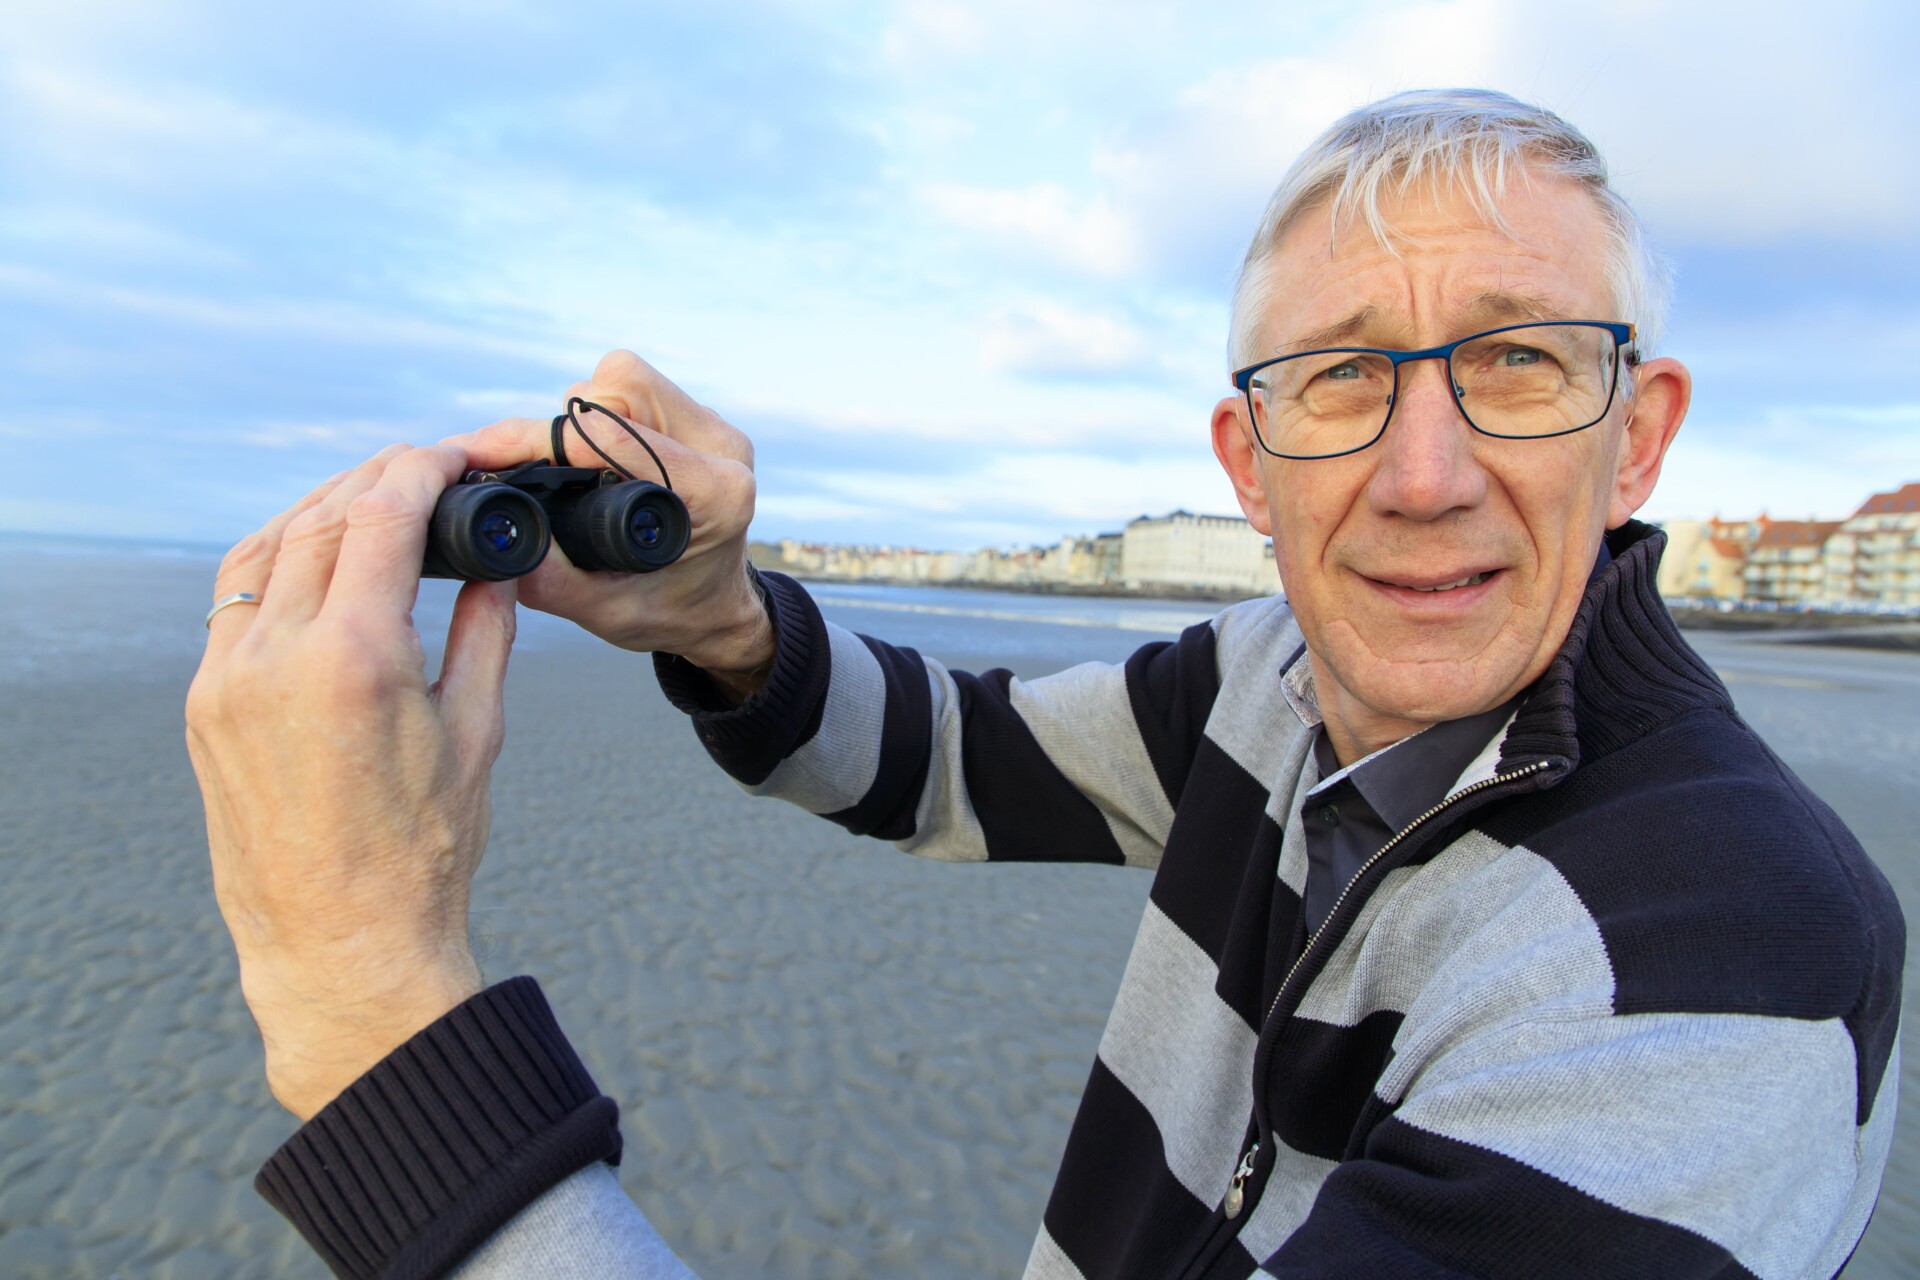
[437,578,518,765]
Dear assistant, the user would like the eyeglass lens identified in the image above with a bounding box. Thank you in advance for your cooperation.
[1247,323,1621,458]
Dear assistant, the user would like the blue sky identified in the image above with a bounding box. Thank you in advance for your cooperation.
[4,0,1916,551]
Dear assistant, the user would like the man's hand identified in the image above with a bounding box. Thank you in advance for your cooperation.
[185,444,515,1121]
[446,350,773,700]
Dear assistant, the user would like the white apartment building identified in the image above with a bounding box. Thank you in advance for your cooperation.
[1121,511,1278,595]
[1823,483,1920,607]
[1743,521,1842,604]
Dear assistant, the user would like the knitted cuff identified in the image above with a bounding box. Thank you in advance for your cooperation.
[255,977,622,1280]
[654,568,831,786]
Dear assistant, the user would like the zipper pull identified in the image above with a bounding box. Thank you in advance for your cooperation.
[1222,1142,1259,1220]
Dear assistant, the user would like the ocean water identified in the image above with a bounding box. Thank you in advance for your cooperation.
[1,539,1915,1277]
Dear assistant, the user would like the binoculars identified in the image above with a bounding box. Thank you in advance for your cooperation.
[422,461,691,581]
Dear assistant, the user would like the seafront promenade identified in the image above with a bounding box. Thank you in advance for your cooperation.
[2,541,1916,1278]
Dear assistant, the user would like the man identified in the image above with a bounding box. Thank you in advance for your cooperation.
[187,89,1901,1278]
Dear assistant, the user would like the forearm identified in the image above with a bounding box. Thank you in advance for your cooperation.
[657,572,1209,866]
[256,979,628,1280]
[451,1165,697,1280]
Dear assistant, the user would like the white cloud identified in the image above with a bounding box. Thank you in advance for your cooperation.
[918,181,1142,277]
[979,301,1154,377]
[878,0,988,68]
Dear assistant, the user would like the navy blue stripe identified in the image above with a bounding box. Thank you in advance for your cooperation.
[1265,1010,1403,1162]
[1263,1117,1759,1279]
[1475,708,1894,1122]
[820,635,933,840]
[952,668,1124,863]
[1043,1058,1219,1280]
[654,570,832,787]
[1125,621,1220,810]
[1149,739,1292,1030]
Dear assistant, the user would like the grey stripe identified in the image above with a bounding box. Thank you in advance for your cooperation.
[1010,661,1174,869]
[751,621,884,813]
[1396,1009,1864,1280]
[1272,736,1317,899]
[1019,1225,1089,1280]
[450,1164,696,1279]
[1297,833,1609,1037]
[898,657,988,863]
[1095,901,1258,1207]
[1205,601,1309,797]
[1808,1031,1901,1278]
[1231,1142,1339,1266]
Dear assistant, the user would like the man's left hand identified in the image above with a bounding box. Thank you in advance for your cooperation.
[185,444,517,1121]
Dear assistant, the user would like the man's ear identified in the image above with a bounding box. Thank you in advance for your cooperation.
[1212,394,1274,536]
[1608,357,1691,528]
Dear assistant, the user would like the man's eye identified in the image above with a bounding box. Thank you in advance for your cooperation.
[1500,347,1544,367]
[1322,361,1362,380]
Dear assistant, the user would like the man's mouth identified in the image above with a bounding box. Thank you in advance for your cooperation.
[1405,571,1495,593]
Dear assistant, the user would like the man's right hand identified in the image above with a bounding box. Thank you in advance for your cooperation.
[446,350,774,699]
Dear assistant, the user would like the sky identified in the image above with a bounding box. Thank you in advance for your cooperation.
[3,0,1916,552]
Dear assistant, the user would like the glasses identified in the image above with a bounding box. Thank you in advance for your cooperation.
[1232,321,1637,460]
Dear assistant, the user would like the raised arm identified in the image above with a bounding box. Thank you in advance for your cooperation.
[655,570,1227,868]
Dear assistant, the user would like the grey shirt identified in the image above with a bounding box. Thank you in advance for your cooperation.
[1295,685,1522,935]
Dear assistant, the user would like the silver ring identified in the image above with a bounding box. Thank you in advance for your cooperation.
[205,592,262,628]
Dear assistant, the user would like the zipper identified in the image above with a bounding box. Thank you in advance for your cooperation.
[1262,760,1552,1029]
[1183,757,1557,1280]
[1222,1141,1259,1219]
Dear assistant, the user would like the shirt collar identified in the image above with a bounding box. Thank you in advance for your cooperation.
[1307,697,1522,833]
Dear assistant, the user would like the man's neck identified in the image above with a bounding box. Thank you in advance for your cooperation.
[1318,702,1430,769]
[1307,653,1435,768]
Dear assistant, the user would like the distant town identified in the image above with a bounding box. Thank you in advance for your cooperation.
[750,482,1920,613]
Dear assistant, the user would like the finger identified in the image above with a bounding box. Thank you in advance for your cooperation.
[436,578,517,765]
[570,349,754,465]
[201,469,353,663]
[254,444,409,631]
[554,399,704,484]
[443,418,553,470]
[324,445,468,625]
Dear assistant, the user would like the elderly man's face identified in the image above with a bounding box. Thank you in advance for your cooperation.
[1214,172,1688,756]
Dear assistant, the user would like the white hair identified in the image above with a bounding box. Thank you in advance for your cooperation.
[1228,88,1672,371]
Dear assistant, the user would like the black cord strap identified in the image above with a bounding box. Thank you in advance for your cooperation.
[564,397,673,490]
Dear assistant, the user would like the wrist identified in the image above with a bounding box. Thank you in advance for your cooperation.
[676,566,776,699]
[242,947,483,1120]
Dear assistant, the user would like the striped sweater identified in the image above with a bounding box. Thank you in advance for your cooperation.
[662,520,1902,1280]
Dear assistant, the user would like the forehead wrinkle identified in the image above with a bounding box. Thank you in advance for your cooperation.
[1279,305,1382,355]
[1457,290,1574,327]
[1275,286,1584,358]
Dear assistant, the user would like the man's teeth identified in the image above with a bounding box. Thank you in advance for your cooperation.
[1409,572,1492,593]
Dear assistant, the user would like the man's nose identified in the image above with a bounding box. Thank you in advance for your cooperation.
[1365,356,1488,521]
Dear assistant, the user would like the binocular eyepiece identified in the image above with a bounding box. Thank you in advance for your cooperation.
[422,462,691,581]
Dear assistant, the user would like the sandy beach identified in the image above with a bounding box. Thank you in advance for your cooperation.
[2,542,1917,1278]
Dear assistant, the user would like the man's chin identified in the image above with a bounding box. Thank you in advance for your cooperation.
[1312,634,1531,730]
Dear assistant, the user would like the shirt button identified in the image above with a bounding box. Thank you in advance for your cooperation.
[1318,805,1341,827]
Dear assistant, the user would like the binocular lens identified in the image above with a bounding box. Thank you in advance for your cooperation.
[558,481,689,573]
[630,508,663,549]
[479,511,523,554]
[422,483,550,581]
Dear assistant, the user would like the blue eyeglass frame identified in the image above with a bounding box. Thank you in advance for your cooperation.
[1230,320,1638,460]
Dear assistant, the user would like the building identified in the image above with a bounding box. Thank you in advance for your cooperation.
[1656,518,1754,601]
[1121,511,1277,594]
[1823,483,1920,608]
[1743,520,1842,604]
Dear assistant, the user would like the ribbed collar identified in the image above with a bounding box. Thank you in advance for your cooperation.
[1498,520,1734,779]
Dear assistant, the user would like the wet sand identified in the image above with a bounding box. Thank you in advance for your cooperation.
[0,545,1915,1277]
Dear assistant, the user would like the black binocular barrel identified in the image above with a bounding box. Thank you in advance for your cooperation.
[547,480,691,573]
[421,483,551,581]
